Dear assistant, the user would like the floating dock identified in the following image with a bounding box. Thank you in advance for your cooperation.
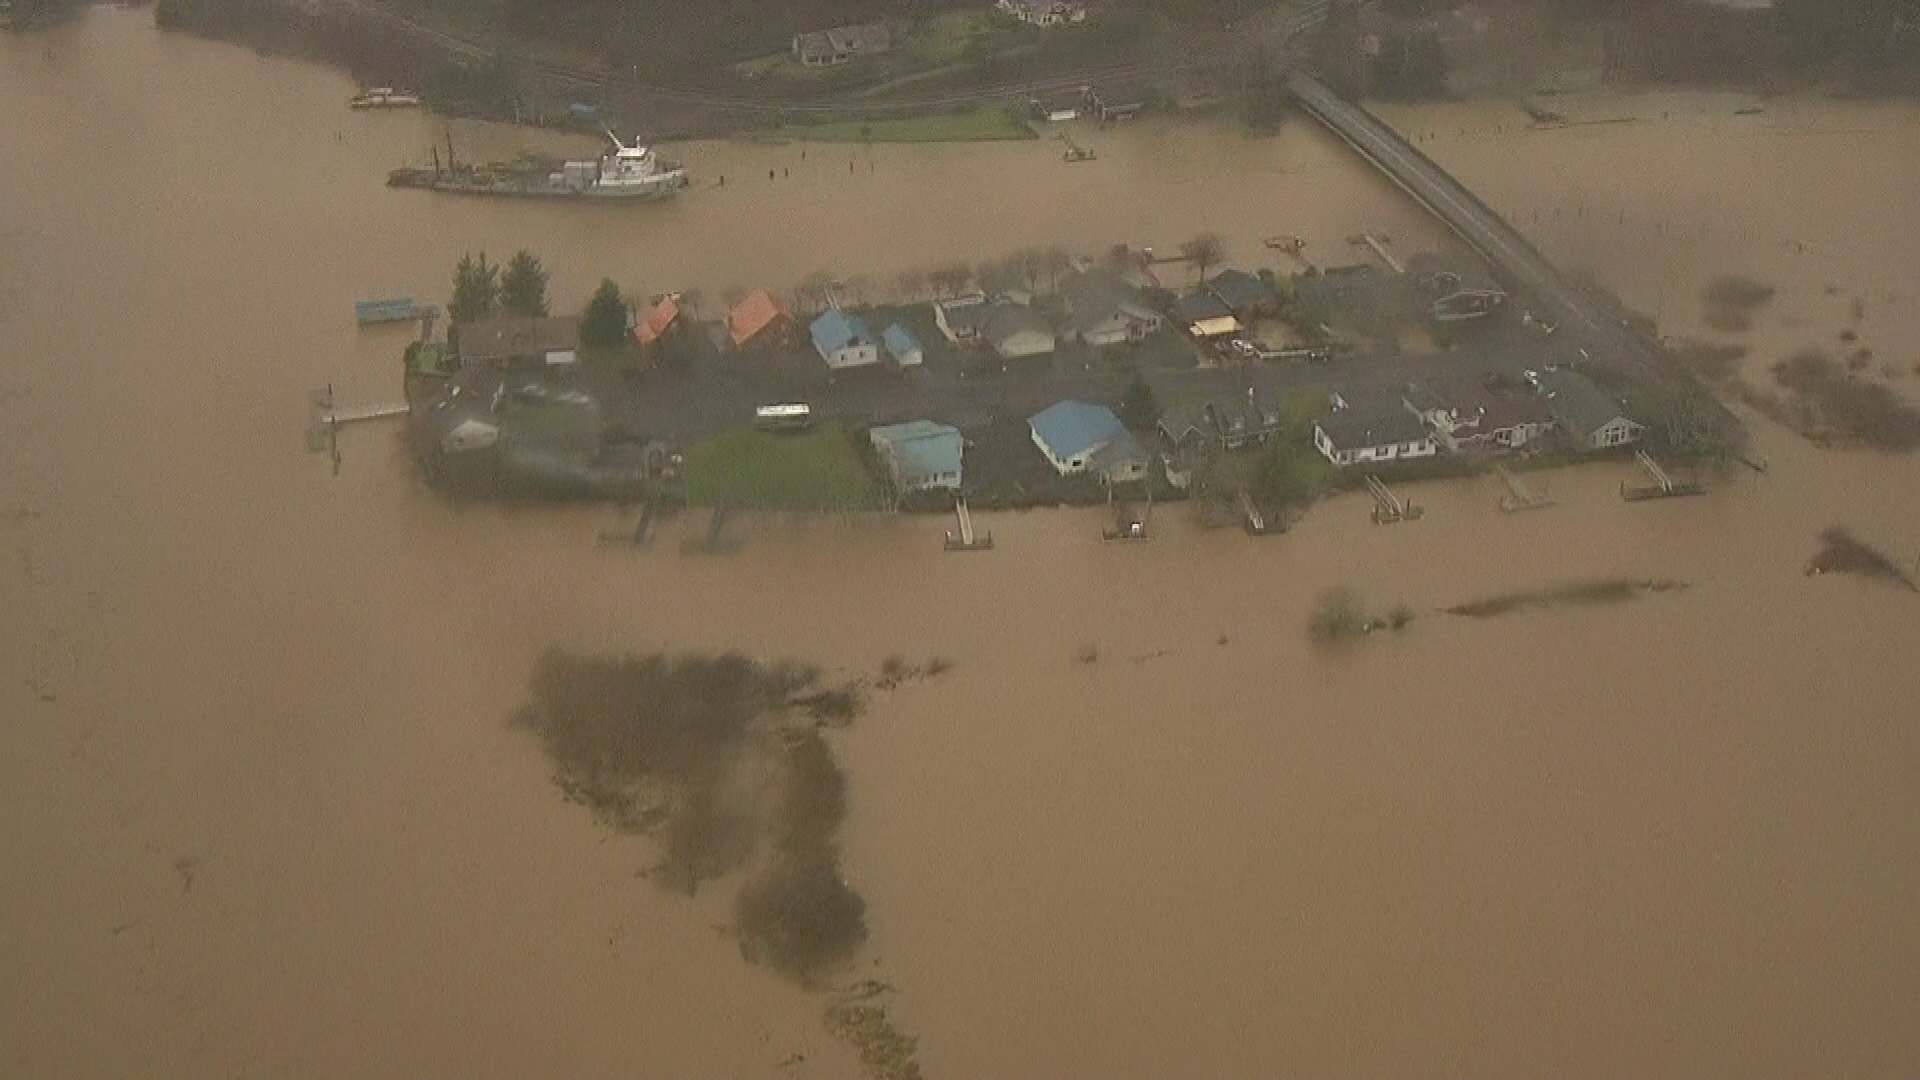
[1103,497,1150,541]
[355,297,439,326]
[944,497,994,552]
[1348,232,1403,274]
[1622,449,1707,501]
[1366,475,1423,524]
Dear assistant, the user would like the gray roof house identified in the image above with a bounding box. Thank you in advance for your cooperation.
[1314,393,1438,467]
[455,315,581,369]
[1175,287,1240,338]
[1403,376,1555,452]
[1407,252,1507,323]
[1158,392,1285,452]
[793,21,892,66]
[997,0,1087,27]
[1204,268,1281,320]
[981,302,1056,359]
[934,293,993,344]
[1531,368,1645,449]
[869,421,963,492]
[1063,270,1163,347]
[1029,400,1148,482]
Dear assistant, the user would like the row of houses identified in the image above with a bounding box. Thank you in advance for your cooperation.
[995,0,1087,27]
[1311,367,1645,468]
[865,399,1146,499]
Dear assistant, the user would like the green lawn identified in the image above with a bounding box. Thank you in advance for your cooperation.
[683,426,886,512]
[908,11,1007,63]
[749,104,1035,144]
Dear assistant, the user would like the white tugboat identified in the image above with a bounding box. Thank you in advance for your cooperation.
[388,130,689,202]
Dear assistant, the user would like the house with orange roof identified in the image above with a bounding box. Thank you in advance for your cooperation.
[635,295,681,347]
[728,289,790,349]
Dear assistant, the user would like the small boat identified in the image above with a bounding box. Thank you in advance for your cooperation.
[351,87,424,110]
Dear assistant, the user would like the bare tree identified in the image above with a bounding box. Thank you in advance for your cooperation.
[892,268,929,301]
[1103,242,1134,273]
[677,286,706,318]
[1041,246,1074,292]
[1182,231,1226,283]
[929,261,972,299]
[794,270,835,315]
[846,274,877,307]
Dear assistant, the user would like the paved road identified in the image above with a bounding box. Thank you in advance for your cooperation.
[1287,72,1656,377]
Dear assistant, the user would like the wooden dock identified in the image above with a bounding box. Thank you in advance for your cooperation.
[1495,465,1554,513]
[1348,232,1403,274]
[1239,490,1281,535]
[682,504,742,554]
[1366,475,1423,524]
[1622,449,1707,501]
[1103,491,1150,541]
[944,497,994,552]
[597,499,661,549]
[305,385,409,474]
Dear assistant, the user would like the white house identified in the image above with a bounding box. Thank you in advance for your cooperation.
[869,421,963,491]
[1028,400,1148,482]
[1063,270,1163,347]
[1314,397,1438,467]
[809,309,880,371]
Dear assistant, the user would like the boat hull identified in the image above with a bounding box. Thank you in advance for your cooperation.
[386,168,688,201]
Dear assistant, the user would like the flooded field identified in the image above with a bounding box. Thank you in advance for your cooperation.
[4,10,1919,1079]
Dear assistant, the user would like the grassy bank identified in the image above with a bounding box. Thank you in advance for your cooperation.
[684,426,885,512]
[748,104,1035,143]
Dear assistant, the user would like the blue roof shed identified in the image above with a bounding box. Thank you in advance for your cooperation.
[882,323,923,365]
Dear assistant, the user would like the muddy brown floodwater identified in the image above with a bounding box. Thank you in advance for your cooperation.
[5,10,1920,1080]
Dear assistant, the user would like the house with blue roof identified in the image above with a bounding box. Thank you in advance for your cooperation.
[869,420,963,492]
[882,323,923,367]
[1028,400,1148,482]
[810,309,879,370]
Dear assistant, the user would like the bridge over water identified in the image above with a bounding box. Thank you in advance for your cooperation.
[1287,72,1659,380]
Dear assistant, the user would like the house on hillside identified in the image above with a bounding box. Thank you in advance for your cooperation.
[810,309,880,370]
[454,316,581,369]
[1403,376,1554,452]
[792,21,892,67]
[997,0,1087,27]
[869,421,963,492]
[1029,400,1148,482]
[1407,252,1507,323]
[982,303,1056,359]
[1314,393,1438,466]
[1531,368,1644,449]
[883,323,924,368]
[1175,288,1241,339]
[1204,268,1282,321]
[1063,270,1163,347]
[727,289,790,349]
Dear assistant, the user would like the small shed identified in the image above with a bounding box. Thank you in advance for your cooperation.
[883,323,924,367]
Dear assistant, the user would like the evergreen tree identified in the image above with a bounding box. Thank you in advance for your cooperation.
[449,252,499,324]
[582,279,630,349]
[500,250,549,317]
[1119,375,1161,432]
